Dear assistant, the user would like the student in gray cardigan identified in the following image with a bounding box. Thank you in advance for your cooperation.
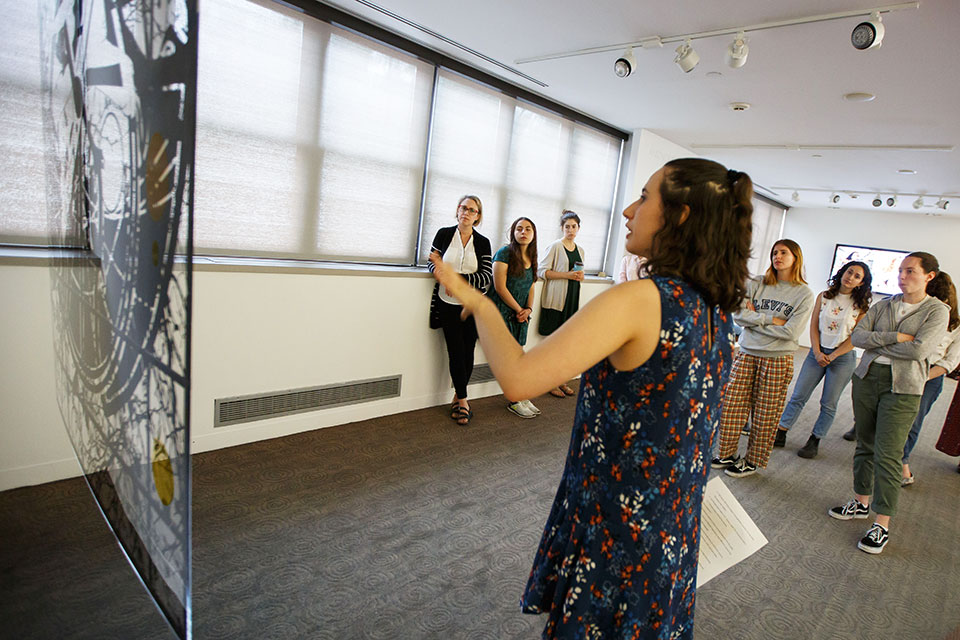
[829,251,950,555]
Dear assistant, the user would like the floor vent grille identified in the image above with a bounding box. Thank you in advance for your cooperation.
[215,375,401,427]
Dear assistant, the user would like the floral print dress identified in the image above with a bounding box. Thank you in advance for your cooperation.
[521,276,735,639]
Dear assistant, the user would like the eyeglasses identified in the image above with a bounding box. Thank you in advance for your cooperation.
[458,205,480,215]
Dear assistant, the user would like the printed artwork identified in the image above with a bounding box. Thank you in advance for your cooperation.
[38,1,197,637]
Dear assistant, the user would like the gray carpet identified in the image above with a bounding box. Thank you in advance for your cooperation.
[2,356,959,639]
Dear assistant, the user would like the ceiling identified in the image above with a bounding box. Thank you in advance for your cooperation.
[316,0,960,217]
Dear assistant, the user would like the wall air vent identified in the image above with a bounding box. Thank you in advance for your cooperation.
[215,375,401,427]
[455,363,495,387]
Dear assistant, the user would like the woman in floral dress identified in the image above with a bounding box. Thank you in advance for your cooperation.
[430,158,754,639]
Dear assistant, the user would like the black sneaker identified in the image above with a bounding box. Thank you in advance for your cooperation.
[829,499,869,520]
[797,435,820,459]
[857,523,889,554]
[711,455,739,469]
[724,459,758,478]
[773,428,788,448]
[842,428,856,441]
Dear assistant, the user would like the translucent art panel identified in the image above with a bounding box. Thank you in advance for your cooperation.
[38,0,197,637]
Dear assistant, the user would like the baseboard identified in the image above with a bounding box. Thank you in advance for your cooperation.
[0,457,83,492]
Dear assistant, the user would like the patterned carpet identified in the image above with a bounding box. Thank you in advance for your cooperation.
[2,358,959,639]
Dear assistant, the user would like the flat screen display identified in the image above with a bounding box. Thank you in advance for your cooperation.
[830,244,910,297]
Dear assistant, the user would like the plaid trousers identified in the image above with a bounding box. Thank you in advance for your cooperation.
[717,352,794,467]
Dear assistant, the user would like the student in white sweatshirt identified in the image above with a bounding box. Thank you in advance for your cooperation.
[712,239,815,477]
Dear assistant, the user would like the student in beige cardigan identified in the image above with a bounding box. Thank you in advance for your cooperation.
[537,210,584,397]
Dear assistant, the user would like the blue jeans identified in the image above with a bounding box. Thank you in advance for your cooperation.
[778,346,858,439]
[901,375,944,462]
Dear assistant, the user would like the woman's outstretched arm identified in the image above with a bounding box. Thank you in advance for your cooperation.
[430,254,660,401]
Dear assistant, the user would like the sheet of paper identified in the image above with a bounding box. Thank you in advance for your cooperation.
[697,476,768,587]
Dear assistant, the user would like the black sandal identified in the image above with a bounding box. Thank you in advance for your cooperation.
[455,407,474,426]
[451,402,461,420]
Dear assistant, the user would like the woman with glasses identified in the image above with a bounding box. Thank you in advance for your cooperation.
[427,195,493,427]
[430,159,753,638]
[538,210,585,398]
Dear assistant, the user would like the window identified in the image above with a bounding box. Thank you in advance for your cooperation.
[193,0,433,263]
[420,72,622,270]
[0,1,81,246]
[748,196,787,276]
[3,0,625,264]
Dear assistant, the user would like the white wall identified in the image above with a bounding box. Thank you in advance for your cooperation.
[606,130,696,273]
[0,264,83,489]
[0,260,609,490]
[783,206,960,347]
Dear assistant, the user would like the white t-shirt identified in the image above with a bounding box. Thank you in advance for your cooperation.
[439,231,478,304]
[819,293,860,349]
[875,297,924,365]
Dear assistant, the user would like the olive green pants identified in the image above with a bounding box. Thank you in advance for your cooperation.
[851,364,921,517]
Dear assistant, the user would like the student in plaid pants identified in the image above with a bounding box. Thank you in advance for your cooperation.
[712,240,815,477]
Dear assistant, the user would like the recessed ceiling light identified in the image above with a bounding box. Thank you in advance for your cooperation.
[729,102,751,111]
[897,169,917,174]
[843,92,876,102]
[811,154,823,158]
[706,71,723,78]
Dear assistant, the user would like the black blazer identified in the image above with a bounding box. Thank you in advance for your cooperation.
[427,226,493,329]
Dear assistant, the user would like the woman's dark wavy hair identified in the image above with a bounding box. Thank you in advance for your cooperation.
[824,260,872,313]
[644,158,753,312]
[926,270,959,332]
[505,217,539,281]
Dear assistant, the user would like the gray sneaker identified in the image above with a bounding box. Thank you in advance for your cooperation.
[521,399,541,415]
[508,401,537,419]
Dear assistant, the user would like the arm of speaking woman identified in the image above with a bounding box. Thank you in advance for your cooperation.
[430,254,659,401]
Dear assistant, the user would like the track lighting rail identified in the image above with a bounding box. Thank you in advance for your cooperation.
[514,2,918,65]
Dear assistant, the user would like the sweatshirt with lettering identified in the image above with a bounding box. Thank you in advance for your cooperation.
[734,277,815,357]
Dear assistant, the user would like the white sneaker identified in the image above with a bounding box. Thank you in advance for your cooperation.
[508,401,537,419]
[522,399,541,415]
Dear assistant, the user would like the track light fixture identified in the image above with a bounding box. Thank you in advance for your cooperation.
[674,40,699,73]
[775,187,955,210]
[614,48,636,78]
[726,31,749,68]
[517,4,918,78]
[852,12,885,50]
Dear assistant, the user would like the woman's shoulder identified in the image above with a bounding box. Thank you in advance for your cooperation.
[471,229,492,249]
[493,245,510,261]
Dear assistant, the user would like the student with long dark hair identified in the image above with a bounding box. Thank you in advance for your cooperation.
[489,217,540,418]
[829,252,949,554]
[778,261,873,459]
[900,272,960,485]
[427,195,493,427]
[712,239,815,477]
[431,158,752,638]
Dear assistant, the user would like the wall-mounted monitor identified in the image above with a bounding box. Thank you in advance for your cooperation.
[830,243,911,297]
